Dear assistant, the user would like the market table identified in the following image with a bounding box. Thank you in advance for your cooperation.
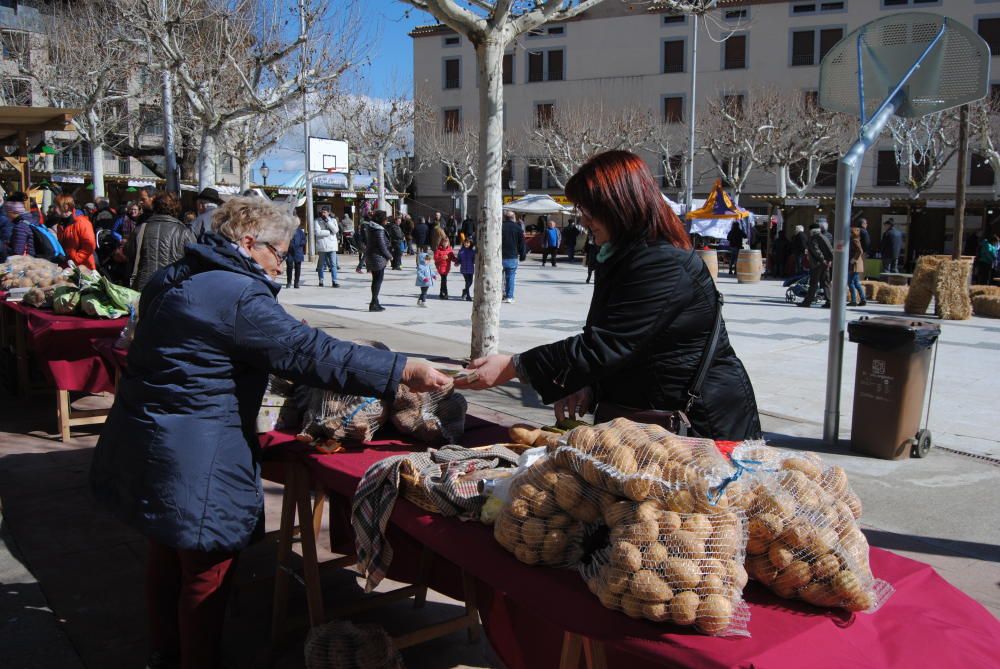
[0,299,126,440]
[260,428,1000,669]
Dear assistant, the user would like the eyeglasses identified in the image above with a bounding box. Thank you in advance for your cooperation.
[263,242,287,263]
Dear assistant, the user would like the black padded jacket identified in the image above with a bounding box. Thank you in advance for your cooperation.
[127,215,196,292]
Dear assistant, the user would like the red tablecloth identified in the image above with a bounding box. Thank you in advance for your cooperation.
[0,300,126,393]
[261,429,1000,669]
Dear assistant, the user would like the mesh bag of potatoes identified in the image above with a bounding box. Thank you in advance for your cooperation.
[580,500,751,636]
[390,384,467,443]
[304,620,405,669]
[493,456,594,567]
[548,418,735,504]
[732,443,893,613]
[1,256,70,290]
[297,390,387,443]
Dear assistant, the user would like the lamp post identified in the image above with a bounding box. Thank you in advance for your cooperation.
[508,178,517,203]
[260,161,269,186]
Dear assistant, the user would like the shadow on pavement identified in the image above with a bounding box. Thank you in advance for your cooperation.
[863,528,1000,564]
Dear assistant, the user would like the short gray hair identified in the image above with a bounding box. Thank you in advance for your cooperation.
[212,196,299,244]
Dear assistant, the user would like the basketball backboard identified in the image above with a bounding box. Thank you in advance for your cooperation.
[820,13,990,121]
[308,137,349,173]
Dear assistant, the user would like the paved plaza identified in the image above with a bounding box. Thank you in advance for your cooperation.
[1,251,997,669]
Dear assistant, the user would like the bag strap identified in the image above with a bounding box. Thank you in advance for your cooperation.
[685,291,724,413]
[129,222,147,286]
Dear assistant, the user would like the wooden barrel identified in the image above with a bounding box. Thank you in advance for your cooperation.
[736,249,762,284]
[696,249,718,280]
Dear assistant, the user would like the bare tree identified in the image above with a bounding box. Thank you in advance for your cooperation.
[765,92,854,198]
[522,102,657,189]
[888,111,960,199]
[13,0,139,198]
[646,121,688,198]
[970,98,1000,199]
[117,0,363,190]
[222,107,297,191]
[699,89,776,204]
[401,0,612,357]
[421,123,479,219]
[328,93,424,209]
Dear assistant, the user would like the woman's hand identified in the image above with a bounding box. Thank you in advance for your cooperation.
[401,359,453,393]
[554,387,593,423]
[454,354,516,390]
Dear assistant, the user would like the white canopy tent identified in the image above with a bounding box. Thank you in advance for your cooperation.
[503,193,574,215]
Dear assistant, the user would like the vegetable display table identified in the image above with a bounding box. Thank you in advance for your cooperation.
[0,299,126,441]
[260,427,1000,669]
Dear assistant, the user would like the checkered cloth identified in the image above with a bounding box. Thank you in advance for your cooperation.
[352,445,519,592]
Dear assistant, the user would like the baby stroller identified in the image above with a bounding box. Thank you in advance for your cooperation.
[784,272,827,305]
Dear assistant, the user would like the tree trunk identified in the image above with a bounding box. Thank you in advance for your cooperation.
[470,38,505,358]
[90,142,106,200]
[239,158,251,192]
[460,189,469,220]
[377,151,387,211]
[776,164,787,199]
[198,126,218,191]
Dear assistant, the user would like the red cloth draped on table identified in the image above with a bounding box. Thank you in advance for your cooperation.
[260,427,1000,669]
[0,300,126,394]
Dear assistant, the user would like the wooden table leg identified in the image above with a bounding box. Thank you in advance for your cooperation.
[294,465,325,627]
[311,490,327,546]
[56,389,71,442]
[270,463,299,647]
[560,632,583,669]
[412,546,434,609]
[582,637,608,669]
[461,570,481,643]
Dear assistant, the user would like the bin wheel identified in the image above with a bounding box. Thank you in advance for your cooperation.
[912,429,932,458]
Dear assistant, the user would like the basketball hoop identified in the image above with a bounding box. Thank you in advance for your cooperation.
[817,12,990,446]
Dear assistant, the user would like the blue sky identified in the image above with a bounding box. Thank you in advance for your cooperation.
[255,1,431,186]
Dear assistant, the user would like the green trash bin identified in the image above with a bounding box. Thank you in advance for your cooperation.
[848,316,940,460]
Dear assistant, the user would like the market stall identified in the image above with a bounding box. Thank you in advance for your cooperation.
[504,194,575,254]
[259,423,1000,669]
[685,180,752,241]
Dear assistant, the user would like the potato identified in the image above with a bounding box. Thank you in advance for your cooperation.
[553,473,582,511]
[781,456,823,481]
[775,560,812,592]
[749,513,784,543]
[620,593,645,619]
[669,591,700,626]
[664,489,696,514]
[569,497,602,524]
[746,534,769,556]
[830,569,862,600]
[514,543,540,565]
[624,468,658,501]
[700,558,725,577]
[510,424,540,445]
[820,466,849,495]
[845,588,875,612]
[538,469,560,491]
[533,431,562,449]
[603,500,634,527]
[665,529,704,560]
[768,544,794,571]
[496,514,521,545]
[611,541,643,572]
[509,498,530,520]
[542,530,570,562]
[567,426,598,452]
[547,512,572,530]
[640,600,670,622]
[811,553,841,581]
[644,542,669,567]
[844,491,864,520]
[659,510,683,533]
[746,554,778,586]
[710,524,742,559]
[729,563,749,591]
[695,594,733,635]
[596,427,622,452]
[521,517,547,546]
[626,518,661,545]
[682,514,713,536]
[799,581,842,608]
[663,558,701,591]
[515,482,540,501]
[528,489,559,517]
[605,444,639,476]
[699,573,727,596]
[630,569,671,601]
[778,519,812,550]
[634,501,662,523]
[601,564,629,595]
[598,583,622,610]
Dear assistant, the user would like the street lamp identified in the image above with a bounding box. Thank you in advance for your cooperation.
[508,178,517,203]
[260,161,269,186]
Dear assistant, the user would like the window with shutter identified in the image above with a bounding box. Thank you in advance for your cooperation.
[663,39,684,73]
[724,35,747,70]
[528,51,543,82]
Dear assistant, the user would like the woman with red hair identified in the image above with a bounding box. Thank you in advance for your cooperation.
[54,193,97,270]
[460,151,760,440]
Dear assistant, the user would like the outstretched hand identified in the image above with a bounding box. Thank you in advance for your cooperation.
[554,386,593,423]
[453,354,516,390]
[401,359,454,393]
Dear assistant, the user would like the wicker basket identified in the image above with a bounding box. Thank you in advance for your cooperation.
[398,459,440,513]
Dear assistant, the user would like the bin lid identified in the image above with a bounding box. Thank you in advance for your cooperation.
[848,316,941,351]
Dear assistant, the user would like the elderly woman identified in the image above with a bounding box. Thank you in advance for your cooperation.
[90,196,450,669]
[459,151,760,440]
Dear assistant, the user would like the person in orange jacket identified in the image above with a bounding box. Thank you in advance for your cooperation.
[55,193,97,270]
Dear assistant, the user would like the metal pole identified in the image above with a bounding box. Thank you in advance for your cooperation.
[823,97,899,445]
[684,12,699,212]
[299,0,315,259]
[161,0,178,194]
[953,104,970,260]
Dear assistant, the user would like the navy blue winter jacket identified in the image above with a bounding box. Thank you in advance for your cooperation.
[90,233,405,552]
[288,227,306,263]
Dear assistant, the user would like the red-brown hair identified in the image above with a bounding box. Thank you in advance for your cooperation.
[565,150,691,250]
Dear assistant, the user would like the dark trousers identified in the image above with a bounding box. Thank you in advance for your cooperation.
[370,269,384,305]
[804,262,830,306]
[391,244,402,270]
[439,273,449,297]
[284,259,301,287]
[419,286,428,301]
[462,272,473,297]
[146,539,238,669]
[541,248,558,266]
[356,241,367,271]
[974,261,994,285]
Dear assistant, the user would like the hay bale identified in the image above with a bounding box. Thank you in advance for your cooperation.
[905,255,946,315]
[863,281,890,301]
[969,285,1000,299]
[877,285,908,305]
[934,259,973,320]
[972,295,1000,318]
